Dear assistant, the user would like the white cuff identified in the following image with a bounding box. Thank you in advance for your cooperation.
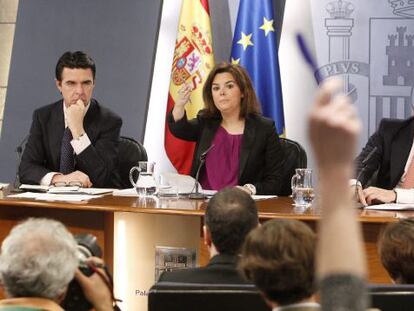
[349,179,361,187]
[40,172,60,186]
[395,188,414,204]
[243,184,256,195]
[71,133,91,155]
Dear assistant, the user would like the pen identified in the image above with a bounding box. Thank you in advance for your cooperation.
[297,33,357,98]
[296,33,322,85]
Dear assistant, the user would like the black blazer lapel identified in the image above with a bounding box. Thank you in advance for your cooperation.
[239,117,256,179]
[390,119,414,187]
[49,101,65,170]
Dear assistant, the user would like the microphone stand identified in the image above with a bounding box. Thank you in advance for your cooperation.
[355,146,378,199]
[12,135,28,192]
[188,156,207,199]
[188,144,214,200]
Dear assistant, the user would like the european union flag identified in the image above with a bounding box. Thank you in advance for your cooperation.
[230,0,285,136]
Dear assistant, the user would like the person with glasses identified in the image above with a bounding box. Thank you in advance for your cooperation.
[19,51,122,188]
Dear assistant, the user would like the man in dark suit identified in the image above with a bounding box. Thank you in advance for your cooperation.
[157,187,258,284]
[354,117,414,205]
[19,51,122,188]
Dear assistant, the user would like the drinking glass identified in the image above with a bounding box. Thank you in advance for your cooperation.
[291,168,314,207]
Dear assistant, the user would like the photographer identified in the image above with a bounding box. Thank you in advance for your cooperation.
[0,218,114,311]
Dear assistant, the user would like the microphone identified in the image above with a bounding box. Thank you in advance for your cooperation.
[12,135,29,191]
[355,146,378,193]
[200,144,215,161]
[188,144,215,200]
[361,146,378,166]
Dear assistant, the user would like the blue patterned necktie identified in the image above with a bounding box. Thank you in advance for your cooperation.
[60,127,74,174]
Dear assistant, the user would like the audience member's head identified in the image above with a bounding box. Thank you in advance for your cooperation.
[0,218,78,301]
[55,50,96,82]
[204,187,258,256]
[239,219,316,307]
[379,218,414,283]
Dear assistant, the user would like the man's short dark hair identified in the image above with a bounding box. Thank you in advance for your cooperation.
[55,51,96,81]
[239,219,316,306]
[205,187,258,255]
[379,218,414,283]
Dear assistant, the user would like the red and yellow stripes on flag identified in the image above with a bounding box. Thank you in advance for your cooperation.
[164,0,215,174]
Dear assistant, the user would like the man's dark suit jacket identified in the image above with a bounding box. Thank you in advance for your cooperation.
[168,111,284,195]
[157,254,249,284]
[19,99,122,188]
[355,117,414,189]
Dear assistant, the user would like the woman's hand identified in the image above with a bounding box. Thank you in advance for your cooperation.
[173,83,192,121]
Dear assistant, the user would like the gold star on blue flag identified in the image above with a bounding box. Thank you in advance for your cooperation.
[230,0,285,136]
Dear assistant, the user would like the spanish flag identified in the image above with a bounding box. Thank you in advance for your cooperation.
[164,0,215,174]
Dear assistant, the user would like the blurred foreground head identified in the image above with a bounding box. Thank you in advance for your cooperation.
[0,218,78,301]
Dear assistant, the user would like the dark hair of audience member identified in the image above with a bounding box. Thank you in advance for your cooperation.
[201,62,261,118]
[55,51,96,81]
[205,187,258,255]
[379,218,414,283]
[239,219,316,306]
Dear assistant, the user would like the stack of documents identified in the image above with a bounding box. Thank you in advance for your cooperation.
[19,184,114,195]
[7,184,115,202]
[8,192,100,202]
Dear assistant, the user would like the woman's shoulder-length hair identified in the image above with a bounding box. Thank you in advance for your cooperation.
[201,62,261,119]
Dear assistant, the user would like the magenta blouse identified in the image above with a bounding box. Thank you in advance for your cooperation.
[199,126,243,190]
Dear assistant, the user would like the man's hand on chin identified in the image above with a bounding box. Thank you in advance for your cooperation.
[362,186,396,205]
[51,170,92,188]
[67,99,86,139]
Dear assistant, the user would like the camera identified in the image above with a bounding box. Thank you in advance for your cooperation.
[62,233,103,311]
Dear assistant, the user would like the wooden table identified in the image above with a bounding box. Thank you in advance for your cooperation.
[0,189,406,310]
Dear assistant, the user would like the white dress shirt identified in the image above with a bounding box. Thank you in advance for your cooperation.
[273,302,320,310]
[395,137,414,203]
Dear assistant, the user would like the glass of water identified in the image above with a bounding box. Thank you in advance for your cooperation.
[291,168,314,207]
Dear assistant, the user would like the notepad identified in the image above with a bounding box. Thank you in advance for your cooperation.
[19,184,114,195]
[8,192,101,202]
[365,203,414,211]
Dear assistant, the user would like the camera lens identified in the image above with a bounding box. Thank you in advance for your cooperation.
[74,233,102,259]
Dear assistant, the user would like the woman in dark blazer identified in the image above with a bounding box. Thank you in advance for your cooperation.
[168,62,284,195]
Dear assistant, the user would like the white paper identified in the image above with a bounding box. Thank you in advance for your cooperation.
[159,172,198,194]
[252,195,278,201]
[202,189,217,196]
[365,203,414,211]
[19,184,49,191]
[76,188,116,195]
[112,188,138,197]
[8,192,100,202]
[19,185,114,195]
[47,186,80,193]
[48,187,114,195]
